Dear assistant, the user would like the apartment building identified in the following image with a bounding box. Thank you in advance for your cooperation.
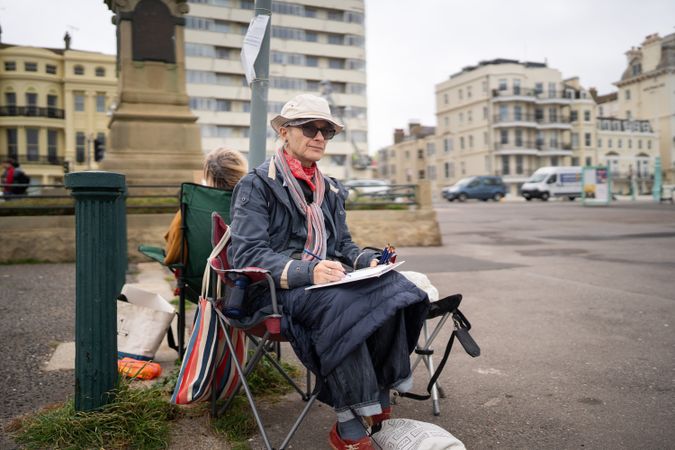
[0,39,116,184]
[377,123,437,185]
[433,59,590,197]
[184,0,367,179]
[377,58,661,199]
[596,117,658,194]
[613,32,675,181]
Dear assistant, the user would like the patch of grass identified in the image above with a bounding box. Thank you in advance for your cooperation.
[156,359,182,396]
[0,258,51,265]
[211,395,257,444]
[11,379,176,450]
[211,353,302,446]
[248,355,301,398]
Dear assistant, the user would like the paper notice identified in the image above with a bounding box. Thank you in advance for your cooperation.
[240,14,270,85]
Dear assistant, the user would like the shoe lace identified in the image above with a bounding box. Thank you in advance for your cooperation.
[344,444,364,450]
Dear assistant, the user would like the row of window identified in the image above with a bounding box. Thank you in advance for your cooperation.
[498,130,564,148]
[569,110,592,122]
[185,43,366,71]
[187,70,367,96]
[3,91,108,113]
[496,105,569,123]
[5,128,105,164]
[5,91,58,108]
[271,51,365,71]
[3,61,106,77]
[186,16,364,48]
[442,81,489,105]
[598,137,652,150]
[189,97,249,112]
[188,0,364,24]
[199,123,367,143]
[598,119,652,133]
[443,80,579,105]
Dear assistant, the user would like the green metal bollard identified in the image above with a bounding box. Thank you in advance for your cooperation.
[65,171,126,411]
[116,186,128,294]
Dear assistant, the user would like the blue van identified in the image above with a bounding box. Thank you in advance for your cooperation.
[441,176,507,202]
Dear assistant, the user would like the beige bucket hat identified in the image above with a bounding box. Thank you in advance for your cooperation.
[270,94,344,134]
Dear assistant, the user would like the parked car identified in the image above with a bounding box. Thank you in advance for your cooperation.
[441,176,506,202]
[520,166,582,201]
[343,179,392,198]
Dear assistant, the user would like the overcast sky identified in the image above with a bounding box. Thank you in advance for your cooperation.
[1,0,674,152]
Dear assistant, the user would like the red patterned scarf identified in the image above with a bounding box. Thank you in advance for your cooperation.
[274,146,327,261]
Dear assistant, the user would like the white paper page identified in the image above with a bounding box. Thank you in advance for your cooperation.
[305,261,405,290]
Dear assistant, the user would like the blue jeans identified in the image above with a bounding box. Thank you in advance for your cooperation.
[326,311,414,421]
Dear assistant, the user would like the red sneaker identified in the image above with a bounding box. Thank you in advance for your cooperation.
[328,422,374,450]
[365,406,392,434]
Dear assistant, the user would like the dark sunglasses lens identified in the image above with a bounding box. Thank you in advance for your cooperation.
[301,124,335,140]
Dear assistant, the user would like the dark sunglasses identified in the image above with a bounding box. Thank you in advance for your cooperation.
[291,123,336,140]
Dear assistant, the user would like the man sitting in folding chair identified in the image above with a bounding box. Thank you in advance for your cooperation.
[227,94,430,449]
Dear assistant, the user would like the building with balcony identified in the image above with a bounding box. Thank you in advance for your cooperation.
[613,32,675,181]
[184,0,367,180]
[596,117,658,194]
[0,38,116,184]
[434,58,588,196]
[376,122,437,185]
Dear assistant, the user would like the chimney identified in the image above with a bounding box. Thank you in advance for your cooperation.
[408,121,421,137]
[64,32,71,50]
[393,128,405,144]
[589,87,598,102]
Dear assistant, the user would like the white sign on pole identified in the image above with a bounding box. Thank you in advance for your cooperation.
[240,14,270,85]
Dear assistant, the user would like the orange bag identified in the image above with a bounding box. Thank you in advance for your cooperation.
[118,357,162,380]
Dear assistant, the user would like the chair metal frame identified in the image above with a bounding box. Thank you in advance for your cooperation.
[207,221,318,450]
[410,294,466,416]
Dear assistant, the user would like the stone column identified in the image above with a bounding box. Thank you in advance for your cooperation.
[102,0,203,188]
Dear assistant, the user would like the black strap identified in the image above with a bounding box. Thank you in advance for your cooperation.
[166,316,179,352]
[400,309,479,401]
[400,330,457,401]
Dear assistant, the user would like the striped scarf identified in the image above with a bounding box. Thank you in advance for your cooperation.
[274,146,327,261]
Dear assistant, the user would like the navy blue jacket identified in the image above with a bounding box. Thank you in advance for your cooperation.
[228,157,379,289]
[228,157,429,377]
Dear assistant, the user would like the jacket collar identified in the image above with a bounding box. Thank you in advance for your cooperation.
[253,157,340,215]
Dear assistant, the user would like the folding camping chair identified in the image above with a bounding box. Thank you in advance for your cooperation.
[207,212,317,450]
[404,293,480,416]
[138,182,233,358]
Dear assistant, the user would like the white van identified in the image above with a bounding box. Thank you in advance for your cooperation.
[521,166,582,201]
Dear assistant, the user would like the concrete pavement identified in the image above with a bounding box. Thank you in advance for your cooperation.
[2,199,675,449]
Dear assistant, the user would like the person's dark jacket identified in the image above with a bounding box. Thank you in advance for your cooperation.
[228,157,429,378]
[228,157,379,289]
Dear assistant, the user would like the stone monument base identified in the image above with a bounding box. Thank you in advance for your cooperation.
[101,120,203,189]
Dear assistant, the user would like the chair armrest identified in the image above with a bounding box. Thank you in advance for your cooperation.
[138,245,167,265]
[210,264,280,316]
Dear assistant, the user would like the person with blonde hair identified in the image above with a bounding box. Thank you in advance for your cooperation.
[164,147,247,265]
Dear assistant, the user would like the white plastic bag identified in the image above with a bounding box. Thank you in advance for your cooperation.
[117,284,175,360]
[372,418,466,450]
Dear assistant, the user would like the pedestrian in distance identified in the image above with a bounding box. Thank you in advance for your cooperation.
[227,93,430,450]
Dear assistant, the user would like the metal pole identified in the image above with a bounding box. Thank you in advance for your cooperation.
[248,0,272,169]
[65,171,126,411]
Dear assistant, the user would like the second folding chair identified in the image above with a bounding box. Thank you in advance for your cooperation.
[138,182,233,357]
